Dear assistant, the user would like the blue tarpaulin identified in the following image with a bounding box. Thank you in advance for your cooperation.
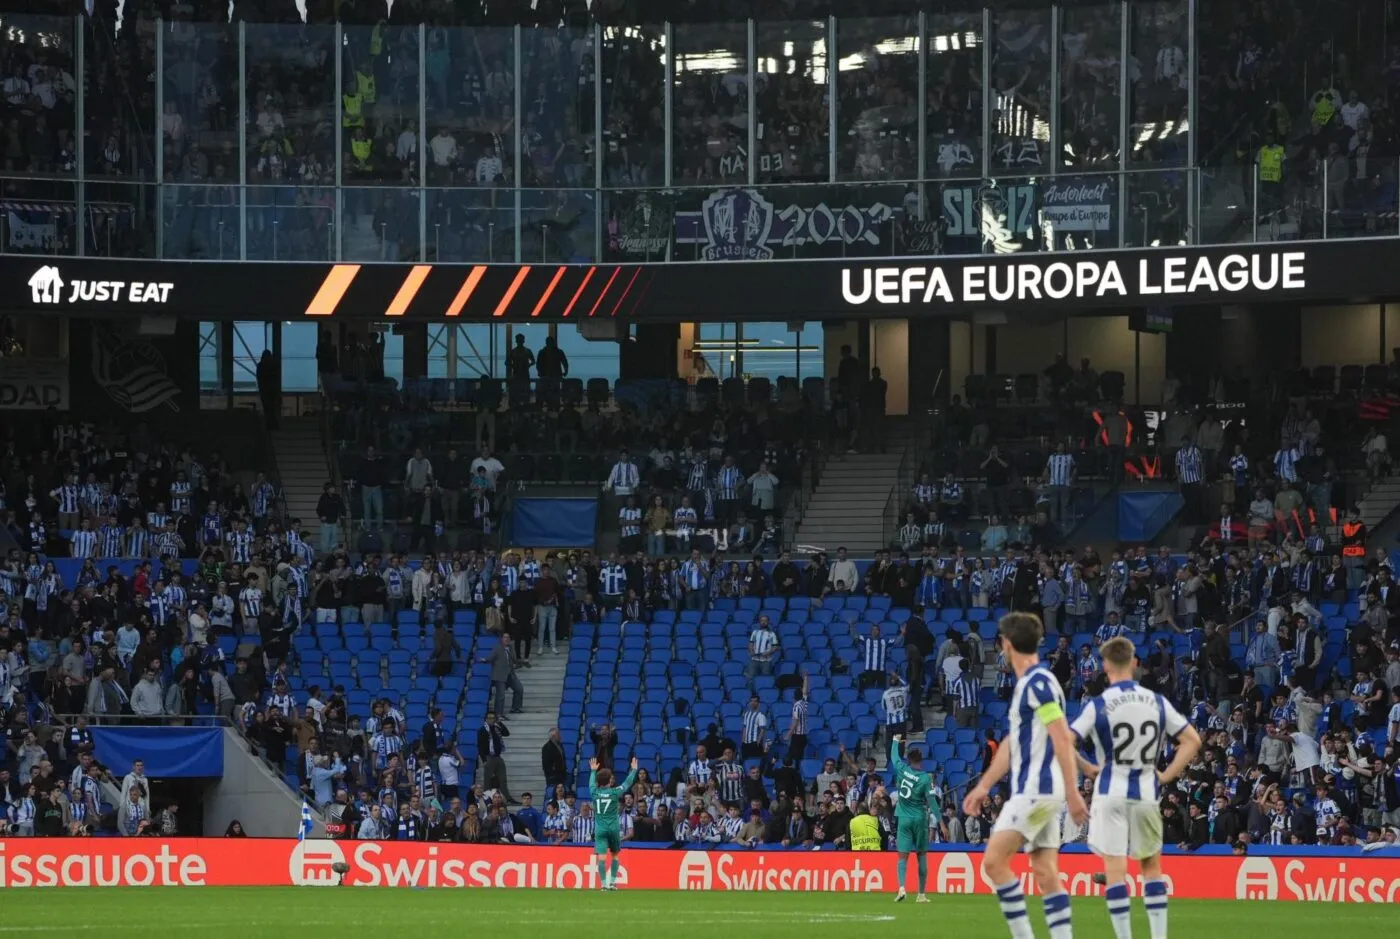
[91,726,224,778]
[510,497,598,547]
[1118,490,1184,542]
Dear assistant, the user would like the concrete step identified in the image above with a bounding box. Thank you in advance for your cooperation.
[803,498,896,510]
[498,648,569,802]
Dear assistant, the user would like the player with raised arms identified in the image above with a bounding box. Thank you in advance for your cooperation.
[1072,637,1201,939]
[963,612,1089,939]
[589,756,639,891]
[889,734,938,903]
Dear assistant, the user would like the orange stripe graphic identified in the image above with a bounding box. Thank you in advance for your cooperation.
[587,268,621,317]
[493,266,532,317]
[531,266,568,317]
[304,264,361,316]
[384,265,432,317]
[445,266,487,317]
[610,267,643,316]
[561,266,596,317]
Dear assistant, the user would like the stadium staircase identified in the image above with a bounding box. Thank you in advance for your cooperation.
[793,420,919,555]
[1355,476,1400,534]
[272,415,336,530]
[501,647,569,802]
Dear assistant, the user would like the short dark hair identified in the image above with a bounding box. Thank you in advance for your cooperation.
[999,612,1044,654]
[595,768,613,787]
[907,748,923,764]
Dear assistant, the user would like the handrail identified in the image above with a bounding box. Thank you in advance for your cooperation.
[319,387,352,531]
[784,441,829,554]
[882,438,915,550]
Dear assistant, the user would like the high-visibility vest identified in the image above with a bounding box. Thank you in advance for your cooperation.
[1125,455,1161,481]
[355,69,376,105]
[342,92,364,127]
[849,813,882,851]
[1259,145,1284,183]
[351,136,373,167]
[1341,521,1367,558]
[1092,410,1134,447]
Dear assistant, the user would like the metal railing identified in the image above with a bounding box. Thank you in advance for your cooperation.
[784,441,830,554]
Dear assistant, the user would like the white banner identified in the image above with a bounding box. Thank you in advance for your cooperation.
[0,359,70,410]
[1040,203,1112,232]
[7,211,57,250]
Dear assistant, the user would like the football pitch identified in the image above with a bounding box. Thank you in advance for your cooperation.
[0,888,1388,937]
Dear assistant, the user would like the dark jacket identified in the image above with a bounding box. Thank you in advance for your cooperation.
[590,727,619,769]
[316,492,346,524]
[541,738,567,784]
[476,721,509,761]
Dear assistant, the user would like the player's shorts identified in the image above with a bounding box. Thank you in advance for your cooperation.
[1088,797,1163,860]
[594,828,621,855]
[895,817,929,853]
[990,795,1065,853]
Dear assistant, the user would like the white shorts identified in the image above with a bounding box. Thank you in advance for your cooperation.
[1088,797,1163,860]
[991,795,1066,853]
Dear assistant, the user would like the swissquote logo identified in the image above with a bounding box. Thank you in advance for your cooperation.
[1235,856,1280,900]
[678,851,714,890]
[289,839,345,887]
[935,852,977,893]
[29,265,64,304]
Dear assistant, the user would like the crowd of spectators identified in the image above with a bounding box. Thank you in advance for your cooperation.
[2,0,1395,260]
[331,331,826,556]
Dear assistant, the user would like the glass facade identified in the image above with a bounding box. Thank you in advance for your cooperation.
[2,8,1397,263]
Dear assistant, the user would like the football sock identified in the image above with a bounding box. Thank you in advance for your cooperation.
[1144,878,1169,939]
[994,880,1035,939]
[1043,890,1073,939]
[1104,883,1132,939]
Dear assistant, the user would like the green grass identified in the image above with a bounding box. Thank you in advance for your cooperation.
[0,888,1389,937]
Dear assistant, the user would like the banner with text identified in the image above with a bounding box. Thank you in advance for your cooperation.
[0,359,69,410]
[671,184,907,261]
[2,839,1398,901]
[0,239,1395,320]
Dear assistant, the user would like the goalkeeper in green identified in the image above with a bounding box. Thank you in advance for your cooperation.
[589,756,638,890]
[890,734,938,903]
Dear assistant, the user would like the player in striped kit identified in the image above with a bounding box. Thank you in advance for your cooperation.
[1073,638,1201,939]
[964,613,1088,939]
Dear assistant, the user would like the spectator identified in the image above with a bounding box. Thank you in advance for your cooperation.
[481,637,524,718]
[476,710,514,805]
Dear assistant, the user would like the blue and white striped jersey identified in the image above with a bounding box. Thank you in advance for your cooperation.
[1175,445,1204,484]
[1008,663,1069,799]
[881,684,910,725]
[1045,453,1075,486]
[70,529,97,559]
[1070,680,1189,803]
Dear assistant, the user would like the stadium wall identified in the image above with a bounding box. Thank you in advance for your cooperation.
[2,839,1397,902]
[201,729,321,839]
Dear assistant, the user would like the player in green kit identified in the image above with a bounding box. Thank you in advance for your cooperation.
[890,734,938,903]
[589,756,638,890]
